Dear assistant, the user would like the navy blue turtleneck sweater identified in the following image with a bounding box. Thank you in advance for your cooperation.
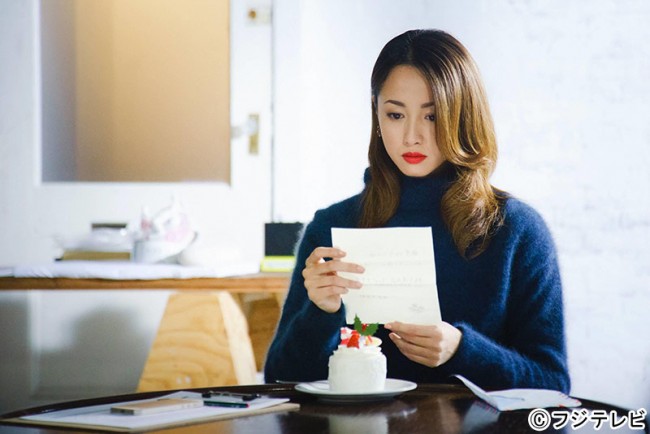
[264,166,570,392]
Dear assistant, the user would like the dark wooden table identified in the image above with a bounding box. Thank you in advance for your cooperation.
[1,383,647,433]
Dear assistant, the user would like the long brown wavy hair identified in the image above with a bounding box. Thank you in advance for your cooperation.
[359,29,504,259]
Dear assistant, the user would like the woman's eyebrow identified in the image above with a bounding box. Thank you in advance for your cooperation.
[384,99,405,107]
[384,99,435,108]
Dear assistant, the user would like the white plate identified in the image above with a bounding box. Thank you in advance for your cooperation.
[295,379,417,402]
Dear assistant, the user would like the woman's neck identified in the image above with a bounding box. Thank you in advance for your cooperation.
[397,161,456,210]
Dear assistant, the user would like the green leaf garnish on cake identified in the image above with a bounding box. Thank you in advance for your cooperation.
[344,315,380,347]
[353,314,379,336]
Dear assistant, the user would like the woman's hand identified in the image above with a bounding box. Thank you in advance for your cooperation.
[384,321,462,368]
[302,247,364,313]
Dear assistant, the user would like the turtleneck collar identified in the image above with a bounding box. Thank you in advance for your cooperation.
[363,161,457,211]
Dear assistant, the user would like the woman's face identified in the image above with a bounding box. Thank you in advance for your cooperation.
[376,65,445,177]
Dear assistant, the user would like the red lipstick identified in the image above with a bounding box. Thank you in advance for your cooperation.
[402,152,427,164]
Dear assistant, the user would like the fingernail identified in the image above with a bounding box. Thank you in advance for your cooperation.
[354,281,362,289]
[384,323,392,330]
[357,265,365,272]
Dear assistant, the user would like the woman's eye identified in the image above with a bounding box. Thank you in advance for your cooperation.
[387,113,403,120]
[426,114,436,121]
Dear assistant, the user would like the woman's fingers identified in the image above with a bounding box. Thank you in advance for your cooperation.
[385,321,433,337]
[303,252,364,284]
[304,247,364,273]
[303,246,365,313]
[389,332,441,367]
[304,247,346,266]
[389,332,435,355]
[305,272,362,303]
[310,273,362,289]
[319,259,364,274]
[386,321,462,368]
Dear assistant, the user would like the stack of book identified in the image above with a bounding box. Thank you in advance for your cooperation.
[58,250,131,261]
[57,223,132,262]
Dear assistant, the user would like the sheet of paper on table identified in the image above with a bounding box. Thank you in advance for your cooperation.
[17,391,296,432]
[454,375,581,411]
[331,227,441,325]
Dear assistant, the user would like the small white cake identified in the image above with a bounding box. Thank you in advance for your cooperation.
[328,328,387,393]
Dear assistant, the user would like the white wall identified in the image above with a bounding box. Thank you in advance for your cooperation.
[0,0,272,413]
[273,0,650,411]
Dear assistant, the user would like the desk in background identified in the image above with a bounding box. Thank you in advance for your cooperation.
[0,272,290,391]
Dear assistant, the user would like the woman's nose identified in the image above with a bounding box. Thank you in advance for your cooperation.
[404,119,422,145]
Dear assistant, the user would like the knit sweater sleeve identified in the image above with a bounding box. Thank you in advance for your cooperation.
[263,211,346,383]
[441,204,571,393]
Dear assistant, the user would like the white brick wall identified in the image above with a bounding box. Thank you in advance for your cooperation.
[485,1,650,411]
[274,0,650,411]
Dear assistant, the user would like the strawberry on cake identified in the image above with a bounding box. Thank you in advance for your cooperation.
[328,316,387,393]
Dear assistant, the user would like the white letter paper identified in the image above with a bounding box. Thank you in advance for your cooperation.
[331,227,441,325]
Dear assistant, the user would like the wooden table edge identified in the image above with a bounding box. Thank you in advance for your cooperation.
[0,273,290,292]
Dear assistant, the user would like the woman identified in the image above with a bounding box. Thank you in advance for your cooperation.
[264,29,570,392]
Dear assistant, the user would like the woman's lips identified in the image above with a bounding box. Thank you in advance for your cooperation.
[402,152,427,164]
